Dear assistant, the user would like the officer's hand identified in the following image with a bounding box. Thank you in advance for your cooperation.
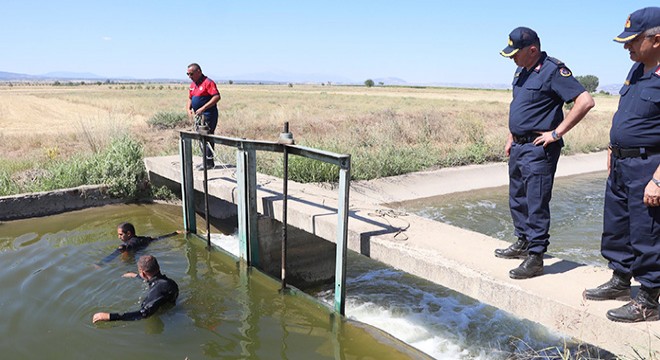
[505,138,512,157]
[93,312,110,323]
[533,131,555,147]
[122,272,139,278]
[644,180,660,207]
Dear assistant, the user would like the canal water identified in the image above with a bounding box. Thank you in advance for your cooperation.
[400,171,608,267]
[0,204,423,360]
[1,194,613,359]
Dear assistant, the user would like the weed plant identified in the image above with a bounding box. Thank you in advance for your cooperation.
[1,136,148,199]
[148,111,191,129]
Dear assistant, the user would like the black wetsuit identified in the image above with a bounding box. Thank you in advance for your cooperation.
[119,236,154,252]
[109,274,179,321]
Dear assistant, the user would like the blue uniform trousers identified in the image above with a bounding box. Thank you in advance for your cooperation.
[508,141,561,254]
[601,153,660,288]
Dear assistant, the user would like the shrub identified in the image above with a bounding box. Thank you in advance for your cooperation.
[148,111,190,130]
[30,136,148,199]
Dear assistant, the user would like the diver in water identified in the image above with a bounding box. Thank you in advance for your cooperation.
[95,223,180,266]
[93,255,179,323]
[116,222,155,252]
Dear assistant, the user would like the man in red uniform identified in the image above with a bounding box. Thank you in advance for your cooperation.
[187,63,221,169]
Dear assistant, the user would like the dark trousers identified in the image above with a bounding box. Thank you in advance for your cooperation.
[508,141,561,254]
[601,153,660,288]
[198,114,218,165]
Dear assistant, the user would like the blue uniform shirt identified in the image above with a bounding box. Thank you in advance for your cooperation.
[610,63,660,148]
[509,52,586,135]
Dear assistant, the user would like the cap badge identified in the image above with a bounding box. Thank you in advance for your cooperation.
[559,68,572,77]
[508,38,513,46]
[625,15,631,29]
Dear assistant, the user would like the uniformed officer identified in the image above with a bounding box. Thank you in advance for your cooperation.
[583,7,660,323]
[495,27,595,279]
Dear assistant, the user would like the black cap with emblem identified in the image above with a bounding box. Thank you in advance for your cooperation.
[614,7,660,43]
[501,27,540,57]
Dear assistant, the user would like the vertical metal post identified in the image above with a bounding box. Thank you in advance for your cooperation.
[245,147,259,267]
[236,145,260,266]
[236,148,249,261]
[334,158,351,315]
[180,136,196,233]
[201,135,211,249]
[281,137,289,290]
[278,122,294,290]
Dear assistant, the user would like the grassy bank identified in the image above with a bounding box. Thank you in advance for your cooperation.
[0,83,616,196]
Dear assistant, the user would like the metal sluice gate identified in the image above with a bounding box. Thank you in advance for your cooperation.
[178,124,352,315]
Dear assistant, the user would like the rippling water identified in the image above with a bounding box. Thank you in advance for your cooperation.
[1,196,614,359]
[401,171,608,267]
[0,204,423,359]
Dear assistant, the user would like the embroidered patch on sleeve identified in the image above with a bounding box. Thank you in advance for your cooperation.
[559,68,572,77]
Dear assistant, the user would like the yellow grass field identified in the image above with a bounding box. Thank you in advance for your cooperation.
[0,83,618,173]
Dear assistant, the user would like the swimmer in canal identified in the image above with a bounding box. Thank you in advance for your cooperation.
[93,255,179,323]
[95,223,181,266]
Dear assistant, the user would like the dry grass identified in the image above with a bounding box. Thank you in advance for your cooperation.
[0,83,616,178]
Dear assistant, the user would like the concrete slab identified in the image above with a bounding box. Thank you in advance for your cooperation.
[144,152,660,357]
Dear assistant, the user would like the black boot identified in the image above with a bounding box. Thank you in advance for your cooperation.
[509,253,543,279]
[606,286,660,323]
[494,238,529,259]
[583,271,632,301]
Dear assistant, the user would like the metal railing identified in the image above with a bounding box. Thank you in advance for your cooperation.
[179,125,351,314]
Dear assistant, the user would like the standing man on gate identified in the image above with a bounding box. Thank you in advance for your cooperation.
[583,7,660,323]
[494,27,594,279]
[186,63,221,170]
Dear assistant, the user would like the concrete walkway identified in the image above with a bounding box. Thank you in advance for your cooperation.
[145,151,660,357]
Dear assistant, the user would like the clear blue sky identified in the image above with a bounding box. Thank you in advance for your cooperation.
[1,1,658,86]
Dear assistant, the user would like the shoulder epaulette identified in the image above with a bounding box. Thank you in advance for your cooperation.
[546,56,565,67]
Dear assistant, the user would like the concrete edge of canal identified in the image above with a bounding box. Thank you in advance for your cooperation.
[0,185,125,221]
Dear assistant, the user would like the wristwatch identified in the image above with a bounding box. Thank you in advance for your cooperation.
[653,178,660,187]
[551,130,561,140]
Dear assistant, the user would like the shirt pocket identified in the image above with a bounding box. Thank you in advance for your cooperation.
[635,87,660,117]
[520,80,543,103]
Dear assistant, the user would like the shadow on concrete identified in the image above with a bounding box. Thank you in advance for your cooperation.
[543,257,585,275]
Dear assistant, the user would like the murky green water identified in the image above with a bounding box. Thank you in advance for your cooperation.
[1,199,615,359]
[400,171,608,267]
[0,204,424,359]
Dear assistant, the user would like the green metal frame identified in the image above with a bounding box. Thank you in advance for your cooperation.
[179,130,352,315]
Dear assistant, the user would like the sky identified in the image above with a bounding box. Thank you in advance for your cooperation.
[1,1,659,87]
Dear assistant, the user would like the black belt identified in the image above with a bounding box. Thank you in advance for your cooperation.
[512,133,538,144]
[610,145,660,159]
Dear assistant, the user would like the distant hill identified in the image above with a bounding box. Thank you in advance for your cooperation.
[41,71,106,79]
[0,71,39,80]
[0,70,539,90]
[0,70,185,83]
[597,84,621,95]
[221,70,355,84]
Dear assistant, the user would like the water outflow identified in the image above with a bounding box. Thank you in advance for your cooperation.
[212,233,611,359]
